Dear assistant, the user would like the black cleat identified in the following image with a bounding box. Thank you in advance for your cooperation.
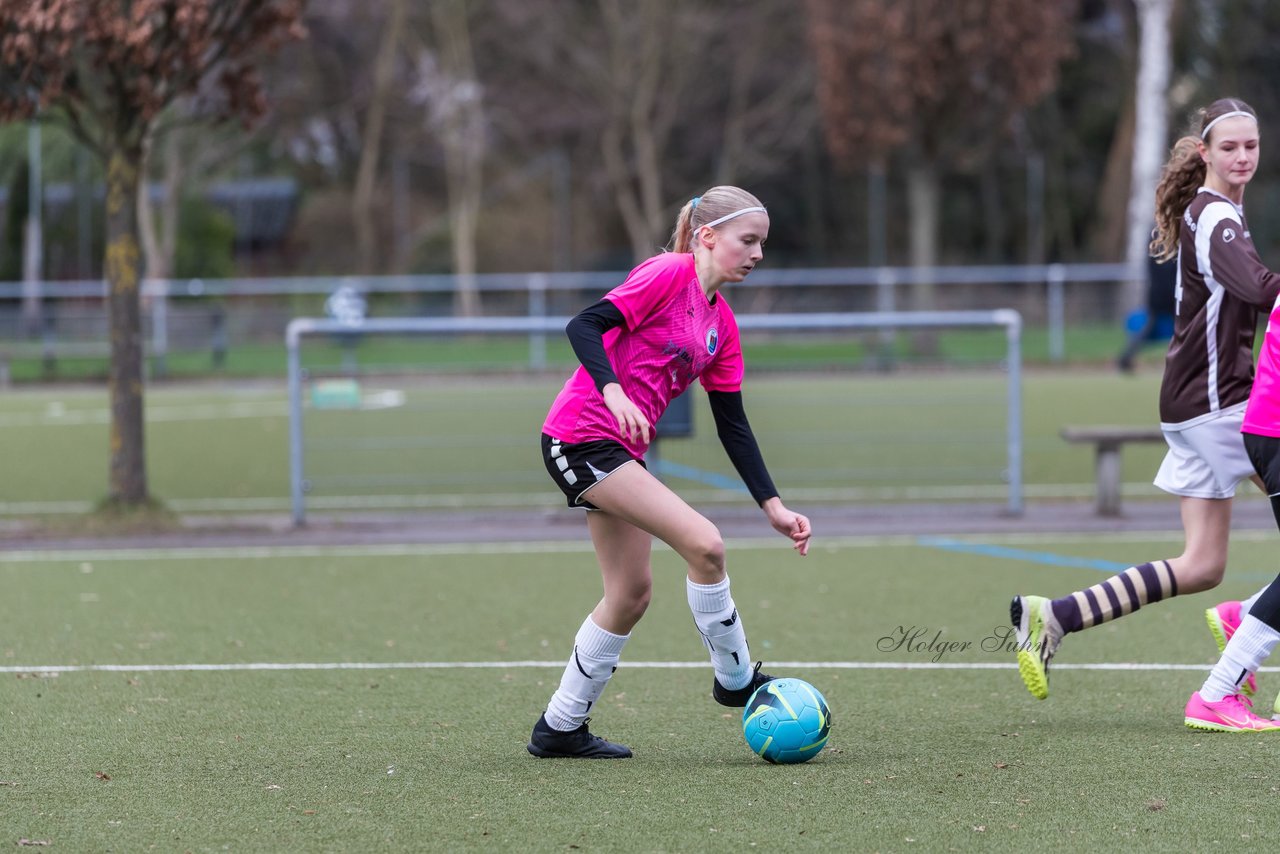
[526,715,632,759]
[712,661,775,707]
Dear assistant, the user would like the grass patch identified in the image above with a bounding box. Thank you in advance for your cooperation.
[3,537,1278,850]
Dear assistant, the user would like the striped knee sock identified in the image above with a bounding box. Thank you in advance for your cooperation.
[1048,561,1178,633]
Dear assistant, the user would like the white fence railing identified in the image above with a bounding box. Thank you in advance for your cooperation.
[3,264,1119,370]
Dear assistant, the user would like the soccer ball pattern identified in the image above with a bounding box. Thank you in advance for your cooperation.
[741,678,831,764]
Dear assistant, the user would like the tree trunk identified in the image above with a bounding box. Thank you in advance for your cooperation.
[431,0,484,317]
[137,130,181,284]
[906,160,940,357]
[353,0,406,273]
[1126,0,1173,312]
[104,148,149,505]
[906,161,939,309]
[1091,93,1134,262]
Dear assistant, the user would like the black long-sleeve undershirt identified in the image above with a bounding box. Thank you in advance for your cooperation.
[706,389,778,505]
[564,299,779,505]
[565,299,626,392]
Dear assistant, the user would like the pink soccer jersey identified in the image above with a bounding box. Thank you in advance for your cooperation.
[543,252,744,458]
[1244,296,1280,437]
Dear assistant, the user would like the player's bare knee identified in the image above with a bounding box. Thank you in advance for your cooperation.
[1177,559,1226,593]
[628,588,653,622]
[683,531,726,583]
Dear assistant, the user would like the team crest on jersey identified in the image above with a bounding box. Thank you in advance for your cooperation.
[706,327,718,355]
[1223,227,1237,243]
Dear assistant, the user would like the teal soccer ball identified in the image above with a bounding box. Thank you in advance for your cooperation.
[741,678,831,764]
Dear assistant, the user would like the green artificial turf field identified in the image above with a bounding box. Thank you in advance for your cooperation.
[0,370,1171,515]
[4,534,1279,851]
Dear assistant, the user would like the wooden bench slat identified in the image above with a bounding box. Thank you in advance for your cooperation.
[1060,426,1165,443]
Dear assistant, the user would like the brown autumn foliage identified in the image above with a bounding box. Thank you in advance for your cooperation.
[0,0,306,145]
[805,0,1079,167]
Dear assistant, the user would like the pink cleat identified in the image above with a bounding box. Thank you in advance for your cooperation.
[1206,601,1257,697]
[1184,692,1280,732]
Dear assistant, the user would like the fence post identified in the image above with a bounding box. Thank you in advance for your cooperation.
[41,311,56,378]
[875,267,896,370]
[211,301,227,369]
[1047,263,1065,363]
[287,320,307,527]
[529,273,548,371]
[150,279,169,378]
[1001,309,1024,516]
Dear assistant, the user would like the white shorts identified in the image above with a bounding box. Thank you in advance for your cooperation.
[1153,408,1255,499]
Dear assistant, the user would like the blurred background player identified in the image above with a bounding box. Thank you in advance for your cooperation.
[1011,99,1280,701]
[527,186,812,759]
[1116,249,1177,373]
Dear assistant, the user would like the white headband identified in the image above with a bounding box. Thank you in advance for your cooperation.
[1201,110,1258,140]
[700,206,767,230]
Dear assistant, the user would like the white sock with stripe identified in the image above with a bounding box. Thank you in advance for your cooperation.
[688,577,752,690]
[544,616,628,732]
[1200,615,1280,702]
[1241,588,1265,618]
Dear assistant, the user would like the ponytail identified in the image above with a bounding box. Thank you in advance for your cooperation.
[1150,137,1205,261]
[670,198,699,254]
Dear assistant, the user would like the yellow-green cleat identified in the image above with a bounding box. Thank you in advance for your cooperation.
[1010,595,1063,700]
[1204,601,1257,698]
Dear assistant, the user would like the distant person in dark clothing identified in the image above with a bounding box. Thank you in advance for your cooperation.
[1117,252,1178,373]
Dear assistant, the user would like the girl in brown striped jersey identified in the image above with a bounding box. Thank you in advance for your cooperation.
[1011,99,1280,722]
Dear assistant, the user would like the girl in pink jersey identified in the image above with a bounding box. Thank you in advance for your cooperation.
[527,186,812,759]
[1011,100,1280,729]
[1185,290,1280,731]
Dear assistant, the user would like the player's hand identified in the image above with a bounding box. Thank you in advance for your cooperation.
[762,498,811,557]
[602,383,651,444]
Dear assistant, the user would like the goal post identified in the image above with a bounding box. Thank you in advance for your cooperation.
[285,310,1023,526]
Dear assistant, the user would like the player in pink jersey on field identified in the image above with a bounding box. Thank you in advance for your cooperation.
[1186,292,1280,731]
[1010,99,1280,728]
[527,185,812,759]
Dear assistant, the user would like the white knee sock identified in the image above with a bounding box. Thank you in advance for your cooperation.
[1200,615,1280,702]
[1241,588,1266,618]
[687,577,752,690]
[544,616,628,732]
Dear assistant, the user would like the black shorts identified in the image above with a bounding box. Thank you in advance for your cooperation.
[541,434,645,510]
[1244,432,1280,493]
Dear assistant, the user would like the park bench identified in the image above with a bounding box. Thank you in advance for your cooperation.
[1060,425,1166,517]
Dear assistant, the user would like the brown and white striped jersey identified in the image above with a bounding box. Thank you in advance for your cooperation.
[1159,188,1280,428]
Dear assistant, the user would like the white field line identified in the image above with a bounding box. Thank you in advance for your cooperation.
[1,660,1266,675]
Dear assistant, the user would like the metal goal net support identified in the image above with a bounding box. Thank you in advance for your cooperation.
[285,310,1023,526]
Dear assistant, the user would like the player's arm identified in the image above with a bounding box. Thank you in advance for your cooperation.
[707,390,810,555]
[565,300,650,443]
[565,300,624,390]
[1209,221,1280,307]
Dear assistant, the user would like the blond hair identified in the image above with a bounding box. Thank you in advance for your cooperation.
[668,186,765,253]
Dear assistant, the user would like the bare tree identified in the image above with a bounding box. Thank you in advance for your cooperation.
[486,1,814,263]
[409,0,486,316]
[0,0,305,506]
[352,0,405,273]
[807,0,1078,302]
